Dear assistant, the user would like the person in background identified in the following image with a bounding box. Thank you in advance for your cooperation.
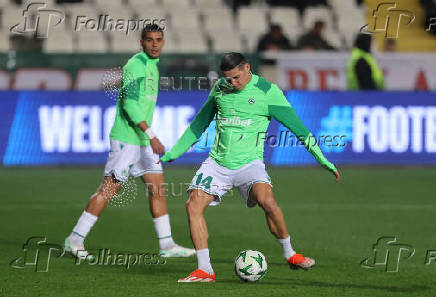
[347,33,385,90]
[257,24,294,52]
[297,20,335,51]
[383,38,397,52]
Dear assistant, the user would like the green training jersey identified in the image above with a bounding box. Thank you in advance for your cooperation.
[109,51,159,146]
[161,74,337,172]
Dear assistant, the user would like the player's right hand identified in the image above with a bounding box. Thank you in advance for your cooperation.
[334,170,340,182]
[150,137,165,155]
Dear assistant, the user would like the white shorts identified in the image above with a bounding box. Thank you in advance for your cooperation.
[188,157,272,208]
[104,139,163,182]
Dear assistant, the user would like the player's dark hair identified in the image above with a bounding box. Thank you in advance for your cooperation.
[220,52,247,72]
[141,24,164,40]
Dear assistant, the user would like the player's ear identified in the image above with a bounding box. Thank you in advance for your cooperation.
[245,63,250,73]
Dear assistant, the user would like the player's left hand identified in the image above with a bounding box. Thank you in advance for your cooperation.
[150,137,165,155]
[334,170,340,182]
[157,158,173,164]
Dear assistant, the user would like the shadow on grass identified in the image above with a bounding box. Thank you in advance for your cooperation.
[220,278,431,293]
[293,279,430,293]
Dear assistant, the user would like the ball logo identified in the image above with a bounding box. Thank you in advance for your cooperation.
[248,98,255,104]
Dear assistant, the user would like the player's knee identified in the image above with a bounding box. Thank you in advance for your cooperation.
[98,178,122,200]
[185,195,203,217]
[148,187,165,200]
[257,195,278,212]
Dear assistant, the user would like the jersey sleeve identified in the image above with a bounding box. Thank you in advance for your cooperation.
[161,88,218,162]
[267,85,337,173]
[120,61,151,125]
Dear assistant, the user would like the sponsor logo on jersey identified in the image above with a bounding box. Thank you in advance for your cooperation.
[217,116,252,126]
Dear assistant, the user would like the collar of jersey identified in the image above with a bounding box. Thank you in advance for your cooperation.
[140,51,160,64]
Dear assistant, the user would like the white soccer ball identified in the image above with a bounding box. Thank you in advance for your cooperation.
[234,250,267,282]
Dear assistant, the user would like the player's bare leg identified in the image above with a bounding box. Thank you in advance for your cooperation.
[142,173,195,257]
[251,183,289,238]
[178,189,216,282]
[251,183,315,270]
[141,173,168,218]
[65,176,121,259]
[185,189,215,250]
[85,176,122,216]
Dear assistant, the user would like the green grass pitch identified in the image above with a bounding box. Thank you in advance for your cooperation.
[1,166,436,297]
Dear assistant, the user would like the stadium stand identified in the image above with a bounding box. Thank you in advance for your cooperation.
[76,31,107,52]
[43,29,74,53]
[269,7,301,41]
[194,0,226,9]
[0,30,8,51]
[161,0,192,9]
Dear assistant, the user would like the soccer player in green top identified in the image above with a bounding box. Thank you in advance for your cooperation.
[64,24,195,259]
[160,53,340,282]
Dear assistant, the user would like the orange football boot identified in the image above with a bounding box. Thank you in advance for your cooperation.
[178,269,216,283]
[288,253,315,270]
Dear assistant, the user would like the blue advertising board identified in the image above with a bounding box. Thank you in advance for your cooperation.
[0,90,435,166]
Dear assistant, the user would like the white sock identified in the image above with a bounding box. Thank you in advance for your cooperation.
[70,211,98,245]
[278,236,296,260]
[152,214,176,250]
[197,248,213,274]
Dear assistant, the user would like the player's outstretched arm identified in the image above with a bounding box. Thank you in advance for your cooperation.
[266,85,339,181]
[160,95,217,163]
[269,104,340,181]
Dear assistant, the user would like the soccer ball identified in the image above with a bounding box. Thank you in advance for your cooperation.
[234,250,267,282]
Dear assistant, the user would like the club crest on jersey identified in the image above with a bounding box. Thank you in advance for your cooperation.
[248,98,255,104]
